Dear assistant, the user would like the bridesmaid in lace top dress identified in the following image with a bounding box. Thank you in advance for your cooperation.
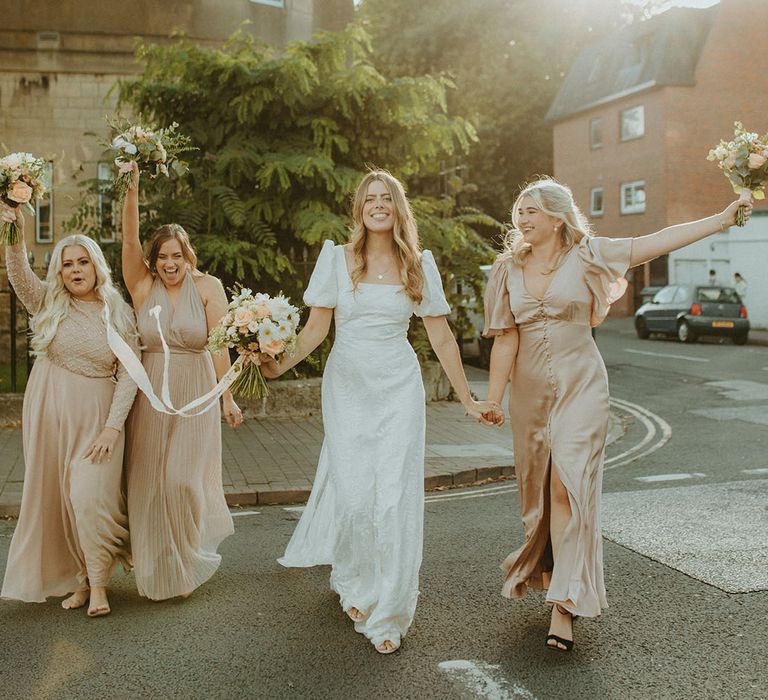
[261,171,498,654]
[120,163,242,600]
[482,179,753,652]
[0,204,139,617]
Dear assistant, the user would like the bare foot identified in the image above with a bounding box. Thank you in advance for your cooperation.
[546,604,574,651]
[346,607,364,622]
[87,586,111,617]
[179,592,193,600]
[61,589,89,610]
[375,640,400,655]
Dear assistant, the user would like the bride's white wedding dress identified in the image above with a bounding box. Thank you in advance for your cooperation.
[279,239,450,647]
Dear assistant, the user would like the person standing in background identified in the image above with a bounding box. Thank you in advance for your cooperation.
[734,272,748,300]
[708,269,719,286]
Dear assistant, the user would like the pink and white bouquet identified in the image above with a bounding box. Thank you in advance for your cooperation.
[708,121,768,226]
[107,119,193,200]
[0,152,48,245]
[208,288,300,399]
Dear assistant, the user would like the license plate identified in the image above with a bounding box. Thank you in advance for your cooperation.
[712,320,734,328]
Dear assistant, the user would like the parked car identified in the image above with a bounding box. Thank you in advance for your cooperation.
[634,284,749,345]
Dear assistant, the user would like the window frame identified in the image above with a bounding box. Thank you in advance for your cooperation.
[97,162,117,243]
[590,117,603,150]
[620,179,646,215]
[590,187,604,217]
[35,161,54,243]
[620,104,645,142]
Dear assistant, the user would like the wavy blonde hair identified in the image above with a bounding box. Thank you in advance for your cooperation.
[30,235,136,355]
[501,178,593,266]
[349,170,424,303]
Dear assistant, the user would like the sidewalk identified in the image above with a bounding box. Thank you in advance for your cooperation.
[0,366,624,517]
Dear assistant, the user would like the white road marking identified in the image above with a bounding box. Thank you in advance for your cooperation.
[438,660,536,700]
[705,379,768,401]
[743,467,768,475]
[634,472,706,483]
[283,506,305,513]
[231,510,261,517]
[425,483,517,503]
[625,348,709,362]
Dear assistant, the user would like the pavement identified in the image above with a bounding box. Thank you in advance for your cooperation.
[0,364,624,517]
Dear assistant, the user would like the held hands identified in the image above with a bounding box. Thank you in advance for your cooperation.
[83,427,120,464]
[721,196,754,227]
[464,399,504,426]
[223,393,243,429]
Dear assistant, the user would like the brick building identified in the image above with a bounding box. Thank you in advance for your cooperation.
[0,0,354,364]
[547,0,768,324]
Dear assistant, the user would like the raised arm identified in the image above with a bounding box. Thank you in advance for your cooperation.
[202,275,243,429]
[260,306,334,377]
[121,162,153,306]
[422,315,500,425]
[1,205,46,312]
[630,197,753,268]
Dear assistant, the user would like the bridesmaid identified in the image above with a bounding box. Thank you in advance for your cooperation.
[482,178,753,652]
[121,163,242,601]
[261,170,498,654]
[0,204,137,617]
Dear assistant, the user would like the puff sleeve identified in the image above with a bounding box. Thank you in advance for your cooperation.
[577,235,633,326]
[414,250,451,318]
[303,239,338,309]
[482,257,516,337]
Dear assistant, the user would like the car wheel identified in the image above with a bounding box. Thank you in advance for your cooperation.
[733,332,748,346]
[635,317,650,339]
[677,320,697,343]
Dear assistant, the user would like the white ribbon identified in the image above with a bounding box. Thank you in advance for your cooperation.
[105,304,243,417]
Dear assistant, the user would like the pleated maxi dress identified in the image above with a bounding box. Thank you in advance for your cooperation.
[125,273,234,600]
[482,235,632,618]
[1,242,135,602]
[279,240,450,648]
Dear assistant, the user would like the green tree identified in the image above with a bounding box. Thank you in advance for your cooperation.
[359,0,650,220]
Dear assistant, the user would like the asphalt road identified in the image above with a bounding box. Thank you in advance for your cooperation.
[1,321,766,700]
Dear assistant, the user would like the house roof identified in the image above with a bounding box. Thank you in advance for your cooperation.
[546,6,717,123]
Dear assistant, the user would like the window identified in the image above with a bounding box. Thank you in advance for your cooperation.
[620,105,644,141]
[620,180,646,215]
[590,118,602,149]
[672,286,689,304]
[97,162,116,243]
[653,286,676,304]
[35,161,53,243]
[249,0,284,6]
[590,187,604,216]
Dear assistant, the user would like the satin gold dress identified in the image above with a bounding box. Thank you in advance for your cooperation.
[483,235,632,617]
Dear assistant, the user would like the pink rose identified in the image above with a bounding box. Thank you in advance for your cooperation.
[260,338,284,357]
[748,152,767,169]
[7,180,33,204]
[234,308,255,328]
[117,160,134,174]
[254,302,270,319]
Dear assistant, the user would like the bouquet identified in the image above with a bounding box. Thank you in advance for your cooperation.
[0,152,48,245]
[107,119,194,199]
[707,121,768,226]
[208,288,300,399]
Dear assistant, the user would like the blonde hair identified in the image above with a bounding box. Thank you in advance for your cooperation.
[349,170,424,303]
[501,178,592,266]
[30,235,136,355]
[145,223,198,272]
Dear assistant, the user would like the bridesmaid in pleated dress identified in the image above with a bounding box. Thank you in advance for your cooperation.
[482,178,753,652]
[261,171,498,654]
[121,163,242,600]
[0,204,138,617]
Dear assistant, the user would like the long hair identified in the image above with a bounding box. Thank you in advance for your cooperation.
[145,223,198,272]
[501,178,593,266]
[349,170,424,303]
[30,235,136,355]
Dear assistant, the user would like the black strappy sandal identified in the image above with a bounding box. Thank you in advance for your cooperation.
[545,604,575,652]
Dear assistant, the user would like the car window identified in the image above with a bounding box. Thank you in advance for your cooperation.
[653,286,677,304]
[672,287,689,303]
[696,287,740,303]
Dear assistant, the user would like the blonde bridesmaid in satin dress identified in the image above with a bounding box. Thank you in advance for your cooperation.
[120,163,242,601]
[0,204,138,617]
[482,178,753,652]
